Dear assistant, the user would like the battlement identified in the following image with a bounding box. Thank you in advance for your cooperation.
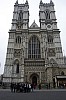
[40,0,54,7]
[14,0,29,7]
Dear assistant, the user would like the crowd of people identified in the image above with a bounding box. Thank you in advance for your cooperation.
[10,83,33,93]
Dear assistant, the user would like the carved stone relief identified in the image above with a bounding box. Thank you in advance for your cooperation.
[14,49,21,58]
[48,48,55,57]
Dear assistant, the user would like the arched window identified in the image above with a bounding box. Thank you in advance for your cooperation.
[18,10,23,21]
[45,10,50,19]
[48,35,53,43]
[16,63,19,73]
[14,59,19,74]
[28,35,41,59]
[16,36,21,44]
[61,71,64,75]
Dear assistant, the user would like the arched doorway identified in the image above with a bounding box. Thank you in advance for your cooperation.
[30,73,39,86]
[32,76,37,86]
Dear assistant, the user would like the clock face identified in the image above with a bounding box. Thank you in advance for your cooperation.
[47,24,52,30]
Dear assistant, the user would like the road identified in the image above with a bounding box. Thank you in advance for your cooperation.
[0,89,66,100]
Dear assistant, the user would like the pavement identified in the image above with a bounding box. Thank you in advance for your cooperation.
[0,89,66,100]
[0,88,66,91]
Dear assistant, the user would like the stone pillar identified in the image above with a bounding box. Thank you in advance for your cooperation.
[46,67,53,88]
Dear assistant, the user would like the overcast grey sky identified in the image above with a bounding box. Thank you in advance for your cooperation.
[0,0,66,75]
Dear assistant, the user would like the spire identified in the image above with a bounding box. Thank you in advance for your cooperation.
[25,0,28,4]
[50,0,52,2]
[34,20,35,23]
[15,0,18,4]
[50,0,54,5]
[40,0,43,4]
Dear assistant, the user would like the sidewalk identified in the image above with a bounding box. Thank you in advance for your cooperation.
[0,89,10,91]
[0,88,66,92]
[34,88,66,91]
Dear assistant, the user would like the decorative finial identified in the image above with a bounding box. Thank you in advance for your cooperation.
[40,0,43,4]
[50,0,54,5]
[15,0,18,4]
[25,0,28,4]
[40,0,42,2]
[50,0,53,2]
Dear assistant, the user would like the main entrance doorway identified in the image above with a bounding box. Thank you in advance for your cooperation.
[30,73,39,86]
[32,76,37,85]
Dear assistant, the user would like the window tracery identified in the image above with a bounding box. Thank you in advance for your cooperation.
[28,35,41,59]
[16,36,21,44]
[45,10,50,19]
[48,35,53,43]
[18,10,23,21]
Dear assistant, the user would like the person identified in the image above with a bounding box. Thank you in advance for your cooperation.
[48,83,50,89]
[24,83,27,93]
[27,83,29,92]
[13,83,16,93]
[31,83,33,92]
[16,83,20,92]
[10,82,14,92]
[20,83,23,92]
[29,83,31,92]
[38,84,41,90]
[33,83,36,89]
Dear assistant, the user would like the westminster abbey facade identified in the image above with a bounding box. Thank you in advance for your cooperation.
[3,0,66,88]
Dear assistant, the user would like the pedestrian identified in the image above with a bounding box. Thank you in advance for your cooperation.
[29,83,31,92]
[10,82,14,92]
[24,83,26,93]
[14,83,16,93]
[38,84,41,90]
[31,84,33,92]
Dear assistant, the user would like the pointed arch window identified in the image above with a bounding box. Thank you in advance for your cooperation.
[48,35,53,43]
[16,63,19,73]
[28,35,41,59]
[45,10,50,19]
[61,71,64,75]
[18,10,23,21]
[14,59,19,74]
[16,36,21,44]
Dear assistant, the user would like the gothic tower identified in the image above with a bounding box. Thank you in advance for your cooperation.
[3,0,66,87]
[3,0,29,83]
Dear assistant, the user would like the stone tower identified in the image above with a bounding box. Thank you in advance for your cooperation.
[3,0,29,83]
[39,0,65,85]
[3,0,66,87]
